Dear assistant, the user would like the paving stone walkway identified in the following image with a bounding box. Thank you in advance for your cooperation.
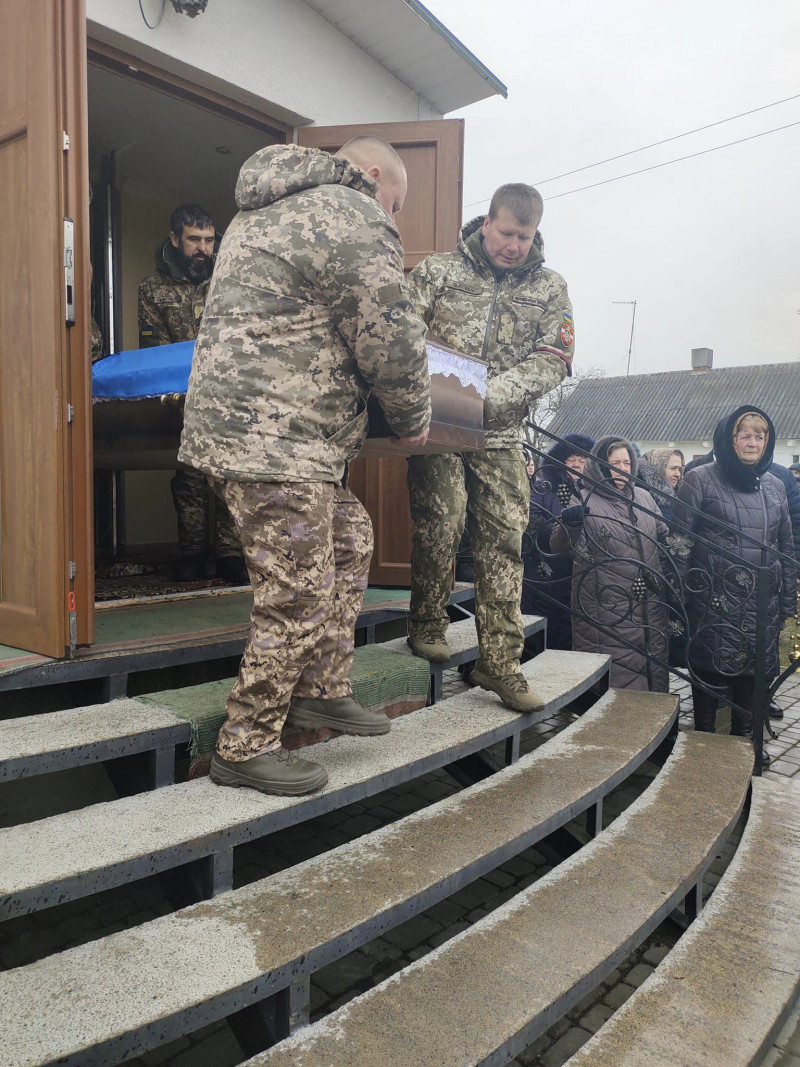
[2,668,799,1066]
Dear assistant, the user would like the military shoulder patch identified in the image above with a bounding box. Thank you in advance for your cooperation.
[561,319,575,347]
[378,282,404,305]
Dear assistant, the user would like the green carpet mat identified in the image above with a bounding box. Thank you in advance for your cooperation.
[141,644,429,775]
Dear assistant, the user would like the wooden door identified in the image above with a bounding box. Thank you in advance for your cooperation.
[298,121,464,585]
[0,0,93,657]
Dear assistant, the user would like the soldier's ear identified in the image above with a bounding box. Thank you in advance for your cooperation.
[169,231,180,248]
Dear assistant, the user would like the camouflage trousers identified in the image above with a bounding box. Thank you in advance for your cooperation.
[171,467,241,559]
[407,449,529,675]
[212,479,373,760]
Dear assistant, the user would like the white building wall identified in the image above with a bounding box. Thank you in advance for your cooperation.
[87,0,443,128]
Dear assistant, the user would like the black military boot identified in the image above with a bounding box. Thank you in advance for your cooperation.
[173,555,205,581]
[215,555,249,584]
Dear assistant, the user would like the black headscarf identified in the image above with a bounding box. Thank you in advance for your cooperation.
[712,405,775,491]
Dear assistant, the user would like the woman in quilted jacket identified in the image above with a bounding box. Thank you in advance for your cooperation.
[672,406,796,744]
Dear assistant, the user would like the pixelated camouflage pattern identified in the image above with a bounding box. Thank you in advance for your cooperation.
[137,241,211,348]
[213,479,373,760]
[136,240,239,557]
[178,144,430,484]
[171,467,240,558]
[408,449,530,673]
[90,317,105,364]
[408,217,573,449]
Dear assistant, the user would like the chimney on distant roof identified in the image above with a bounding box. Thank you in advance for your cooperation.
[691,347,713,372]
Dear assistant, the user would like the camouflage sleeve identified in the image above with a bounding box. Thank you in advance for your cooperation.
[320,219,431,438]
[406,257,441,327]
[534,278,575,375]
[90,317,105,364]
[137,279,172,349]
[485,352,567,430]
[484,281,574,429]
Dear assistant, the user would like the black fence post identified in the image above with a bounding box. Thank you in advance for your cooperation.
[752,556,771,777]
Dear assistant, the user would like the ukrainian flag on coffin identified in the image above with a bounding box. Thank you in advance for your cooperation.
[92,340,195,400]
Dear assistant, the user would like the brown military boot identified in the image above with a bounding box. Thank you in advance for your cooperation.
[286,695,391,735]
[407,632,451,663]
[470,667,545,713]
[210,748,328,795]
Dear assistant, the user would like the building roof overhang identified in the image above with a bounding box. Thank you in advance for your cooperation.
[305,0,507,113]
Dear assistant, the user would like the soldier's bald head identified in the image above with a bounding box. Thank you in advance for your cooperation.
[337,136,408,218]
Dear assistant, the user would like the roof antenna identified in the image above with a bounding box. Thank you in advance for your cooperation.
[612,300,637,375]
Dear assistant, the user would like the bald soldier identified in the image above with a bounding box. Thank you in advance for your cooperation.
[179,137,430,796]
[407,184,574,711]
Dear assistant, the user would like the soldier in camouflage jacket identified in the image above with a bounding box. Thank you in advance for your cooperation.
[179,141,431,792]
[137,205,244,581]
[406,184,574,712]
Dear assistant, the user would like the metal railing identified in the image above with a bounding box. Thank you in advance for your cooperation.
[521,422,800,775]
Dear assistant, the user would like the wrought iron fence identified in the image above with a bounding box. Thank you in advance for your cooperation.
[521,421,800,775]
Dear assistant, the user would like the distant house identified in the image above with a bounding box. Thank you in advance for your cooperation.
[548,350,800,467]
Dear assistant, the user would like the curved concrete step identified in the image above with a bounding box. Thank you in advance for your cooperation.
[0,649,609,919]
[0,699,190,782]
[566,775,800,1067]
[243,731,755,1067]
[381,614,546,702]
[0,687,675,1067]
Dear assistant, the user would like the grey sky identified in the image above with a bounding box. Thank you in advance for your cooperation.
[427,0,800,377]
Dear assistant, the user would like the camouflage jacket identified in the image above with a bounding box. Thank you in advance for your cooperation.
[179,144,431,484]
[137,240,213,348]
[408,217,573,449]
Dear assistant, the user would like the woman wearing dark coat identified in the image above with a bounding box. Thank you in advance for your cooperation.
[551,436,670,691]
[522,433,594,650]
[672,405,796,739]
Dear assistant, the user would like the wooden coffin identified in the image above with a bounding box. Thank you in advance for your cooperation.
[363,338,486,456]
[93,337,486,470]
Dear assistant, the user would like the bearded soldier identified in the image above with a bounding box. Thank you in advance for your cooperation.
[138,203,246,583]
[406,183,574,711]
[179,139,430,796]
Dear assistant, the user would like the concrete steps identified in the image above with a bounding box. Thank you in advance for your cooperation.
[240,731,755,1067]
[382,614,546,702]
[566,775,800,1067]
[0,699,190,785]
[0,617,543,788]
[0,687,676,1067]
[0,649,609,919]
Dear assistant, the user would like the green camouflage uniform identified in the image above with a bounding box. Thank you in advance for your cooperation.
[137,241,240,561]
[407,218,574,674]
[179,144,431,759]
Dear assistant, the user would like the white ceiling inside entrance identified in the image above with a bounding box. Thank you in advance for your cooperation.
[88,65,276,229]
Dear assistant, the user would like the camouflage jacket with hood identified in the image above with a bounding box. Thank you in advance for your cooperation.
[408,217,573,449]
[178,145,431,484]
[137,238,217,348]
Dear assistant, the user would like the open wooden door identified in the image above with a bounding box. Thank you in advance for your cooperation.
[0,0,93,657]
[298,120,464,585]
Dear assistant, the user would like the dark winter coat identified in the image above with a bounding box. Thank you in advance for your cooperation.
[672,406,796,679]
[551,437,669,691]
[683,443,800,557]
[522,433,594,648]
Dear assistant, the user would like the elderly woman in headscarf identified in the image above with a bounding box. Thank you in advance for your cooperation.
[638,448,684,522]
[550,436,670,691]
[672,406,795,749]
